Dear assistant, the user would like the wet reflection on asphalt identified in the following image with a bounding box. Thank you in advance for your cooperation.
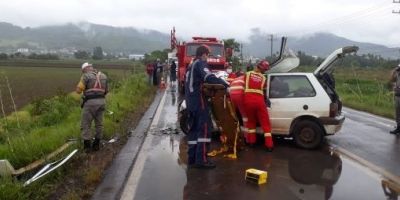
[132,85,399,200]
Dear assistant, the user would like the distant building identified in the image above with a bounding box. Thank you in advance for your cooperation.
[17,48,29,54]
[129,54,145,60]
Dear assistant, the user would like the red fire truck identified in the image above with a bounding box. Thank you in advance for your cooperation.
[170,28,232,93]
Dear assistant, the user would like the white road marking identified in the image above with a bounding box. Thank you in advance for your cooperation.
[343,107,396,127]
[331,145,400,184]
[120,90,168,200]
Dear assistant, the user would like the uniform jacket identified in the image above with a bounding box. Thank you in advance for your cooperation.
[185,59,228,112]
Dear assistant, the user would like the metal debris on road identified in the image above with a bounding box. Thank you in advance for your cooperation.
[24,149,78,186]
[158,127,180,135]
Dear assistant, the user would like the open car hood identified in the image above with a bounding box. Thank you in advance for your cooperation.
[313,46,359,76]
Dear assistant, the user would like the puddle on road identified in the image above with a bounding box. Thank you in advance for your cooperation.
[133,129,187,200]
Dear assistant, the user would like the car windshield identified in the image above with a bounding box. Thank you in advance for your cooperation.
[186,44,224,58]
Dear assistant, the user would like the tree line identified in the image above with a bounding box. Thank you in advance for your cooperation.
[0,46,107,60]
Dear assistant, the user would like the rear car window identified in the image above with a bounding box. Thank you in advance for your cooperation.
[269,75,316,98]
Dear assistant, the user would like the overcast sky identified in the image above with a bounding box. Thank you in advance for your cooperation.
[0,0,399,47]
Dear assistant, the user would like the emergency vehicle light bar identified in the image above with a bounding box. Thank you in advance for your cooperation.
[192,37,218,42]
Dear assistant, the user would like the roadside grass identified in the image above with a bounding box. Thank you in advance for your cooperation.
[335,67,394,118]
[0,71,156,200]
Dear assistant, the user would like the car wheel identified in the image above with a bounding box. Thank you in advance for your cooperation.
[293,120,324,149]
[179,108,189,135]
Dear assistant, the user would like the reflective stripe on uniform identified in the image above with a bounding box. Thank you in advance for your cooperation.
[230,86,244,90]
[232,80,245,84]
[244,88,263,95]
[247,129,256,133]
[188,141,197,145]
[197,138,211,142]
[264,132,272,137]
[84,71,107,95]
[244,71,265,95]
[204,73,213,81]
[189,60,198,93]
[240,126,248,132]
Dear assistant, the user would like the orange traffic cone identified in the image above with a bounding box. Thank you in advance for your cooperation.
[160,77,166,89]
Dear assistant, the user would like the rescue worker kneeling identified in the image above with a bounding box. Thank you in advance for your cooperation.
[244,60,274,152]
[185,45,228,169]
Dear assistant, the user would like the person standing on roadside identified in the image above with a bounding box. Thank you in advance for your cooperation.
[185,45,229,169]
[76,62,108,152]
[146,62,154,85]
[152,59,159,86]
[390,63,400,135]
[170,60,177,84]
[156,59,163,85]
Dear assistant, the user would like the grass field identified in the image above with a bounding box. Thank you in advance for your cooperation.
[0,63,141,114]
[0,66,155,200]
[335,67,394,118]
[296,65,395,118]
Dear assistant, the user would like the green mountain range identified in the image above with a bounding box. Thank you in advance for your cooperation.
[0,22,398,59]
[244,28,400,59]
[0,22,169,54]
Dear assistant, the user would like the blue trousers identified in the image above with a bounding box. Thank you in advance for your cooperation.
[187,108,212,165]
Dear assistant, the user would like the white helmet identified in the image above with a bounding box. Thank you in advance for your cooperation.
[81,62,92,70]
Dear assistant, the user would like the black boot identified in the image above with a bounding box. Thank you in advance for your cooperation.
[390,127,400,135]
[265,147,274,152]
[84,140,91,153]
[92,138,100,151]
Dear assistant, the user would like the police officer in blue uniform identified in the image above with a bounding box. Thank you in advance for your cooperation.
[185,45,229,169]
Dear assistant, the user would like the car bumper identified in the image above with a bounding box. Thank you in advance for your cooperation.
[319,114,345,135]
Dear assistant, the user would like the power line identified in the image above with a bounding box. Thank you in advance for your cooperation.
[394,0,400,14]
[278,1,391,36]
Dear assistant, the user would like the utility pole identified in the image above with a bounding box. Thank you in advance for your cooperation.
[268,34,278,60]
[269,34,274,58]
[394,0,400,14]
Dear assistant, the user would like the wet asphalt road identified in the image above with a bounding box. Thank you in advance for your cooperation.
[328,107,400,177]
[116,84,400,200]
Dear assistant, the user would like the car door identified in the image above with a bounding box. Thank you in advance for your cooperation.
[267,74,318,134]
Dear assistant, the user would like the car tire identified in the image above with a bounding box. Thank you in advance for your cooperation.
[179,108,189,135]
[293,120,324,149]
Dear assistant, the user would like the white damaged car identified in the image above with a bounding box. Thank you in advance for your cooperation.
[266,46,358,148]
[178,43,358,149]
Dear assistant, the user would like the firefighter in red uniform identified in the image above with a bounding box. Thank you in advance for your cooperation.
[229,75,247,136]
[243,60,273,151]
